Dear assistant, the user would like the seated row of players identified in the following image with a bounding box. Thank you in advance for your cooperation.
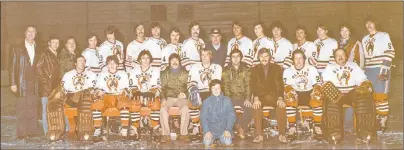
[47,47,376,145]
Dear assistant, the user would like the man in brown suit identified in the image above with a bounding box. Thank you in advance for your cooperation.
[250,48,287,143]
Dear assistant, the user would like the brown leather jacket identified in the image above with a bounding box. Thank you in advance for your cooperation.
[36,48,61,97]
[251,63,284,101]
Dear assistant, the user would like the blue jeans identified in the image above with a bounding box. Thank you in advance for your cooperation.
[344,107,354,132]
[203,133,232,146]
[41,97,69,135]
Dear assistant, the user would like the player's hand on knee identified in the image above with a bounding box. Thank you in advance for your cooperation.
[277,97,285,108]
[178,92,186,99]
[244,99,252,108]
[10,85,17,93]
[253,98,261,110]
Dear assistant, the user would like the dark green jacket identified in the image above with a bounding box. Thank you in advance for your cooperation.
[59,48,76,78]
[222,62,251,100]
[160,67,189,100]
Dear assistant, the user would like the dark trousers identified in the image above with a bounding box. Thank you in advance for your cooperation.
[253,95,287,135]
[231,96,253,130]
[16,82,39,137]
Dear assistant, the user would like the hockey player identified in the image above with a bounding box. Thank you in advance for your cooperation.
[283,50,323,141]
[270,21,294,69]
[128,50,162,142]
[98,25,125,72]
[252,21,274,67]
[225,21,254,67]
[82,33,103,75]
[160,53,190,142]
[321,48,376,144]
[91,55,130,141]
[314,24,338,75]
[161,27,182,71]
[143,22,167,70]
[187,48,222,142]
[126,24,147,72]
[293,25,318,66]
[222,49,252,139]
[361,17,395,132]
[47,55,97,141]
[181,21,205,71]
[339,24,365,69]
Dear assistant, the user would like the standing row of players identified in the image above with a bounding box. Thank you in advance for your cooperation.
[46,17,394,145]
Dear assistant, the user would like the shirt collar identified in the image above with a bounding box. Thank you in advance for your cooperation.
[25,40,36,48]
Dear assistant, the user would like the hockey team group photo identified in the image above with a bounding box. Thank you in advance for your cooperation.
[1,1,403,149]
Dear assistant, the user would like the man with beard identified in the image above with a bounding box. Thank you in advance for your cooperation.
[293,25,318,66]
[99,25,125,71]
[222,49,252,139]
[10,26,40,139]
[59,36,77,76]
[126,24,147,72]
[225,21,253,67]
[161,27,182,71]
[181,21,205,71]
[270,21,294,69]
[187,48,222,142]
[361,17,395,133]
[128,50,162,142]
[252,22,274,67]
[36,35,61,136]
[160,53,190,142]
[314,24,338,75]
[204,28,227,67]
[82,33,103,75]
[321,48,376,144]
[46,55,97,141]
[283,50,323,141]
[250,48,287,143]
[143,22,167,70]
[91,55,130,141]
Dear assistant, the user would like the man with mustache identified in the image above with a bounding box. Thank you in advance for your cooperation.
[269,21,294,69]
[252,21,274,67]
[126,24,147,72]
[250,48,287,143]
[82,33,103,75]
[181,21,205,71]
[99,25,125,72]
[59,36,77,76]
[225,21,254,67]
[143,22,167,70]
[160,53,190,142]
[293,25,318,66]
[161,27,182,71]
[361,17,395,133]
[321,48,376,144]
[314,24,338,75]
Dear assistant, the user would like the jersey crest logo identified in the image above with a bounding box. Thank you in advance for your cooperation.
[231,41,241,52]
[366,39,374,56]
[196,40,204,54]
[73,75,86,90]
[316,42,323,56]
[106,77,119,92]
[337,70,351,86]
[200,70,212,87]
[158,40,167,51]
[138,75,151,92]
[295,74,308,91]
[253,40,260,58]
[176,45,182,54]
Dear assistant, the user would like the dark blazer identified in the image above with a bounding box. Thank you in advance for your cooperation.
[36,48,61,97]
[205,42,228,67]
[251,63,284,101]
[9,42,39,97]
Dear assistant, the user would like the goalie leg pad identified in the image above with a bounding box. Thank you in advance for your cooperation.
[352,89,376,142]
[77,91,94,141]
[322,97,343,144]
[46,100,66,141]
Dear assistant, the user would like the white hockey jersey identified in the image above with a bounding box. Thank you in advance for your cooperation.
[126,39,146,72]
[314,37,338,74]
[161,43,182,71]
[143,37,167,69]
[128,64,161,94]
[252,36,274,66]
[272,37,294,69]
[81,47,103,75]
[61,69,97,93]
[226,36,254,67]
[187,63,222,93]
[361,32,395,69]
[293,41,318,66]
[98,40,125,71]
[283,64,320,92]
[322,62,367,93]
[181,37,205,71]
[95,70,129,95]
